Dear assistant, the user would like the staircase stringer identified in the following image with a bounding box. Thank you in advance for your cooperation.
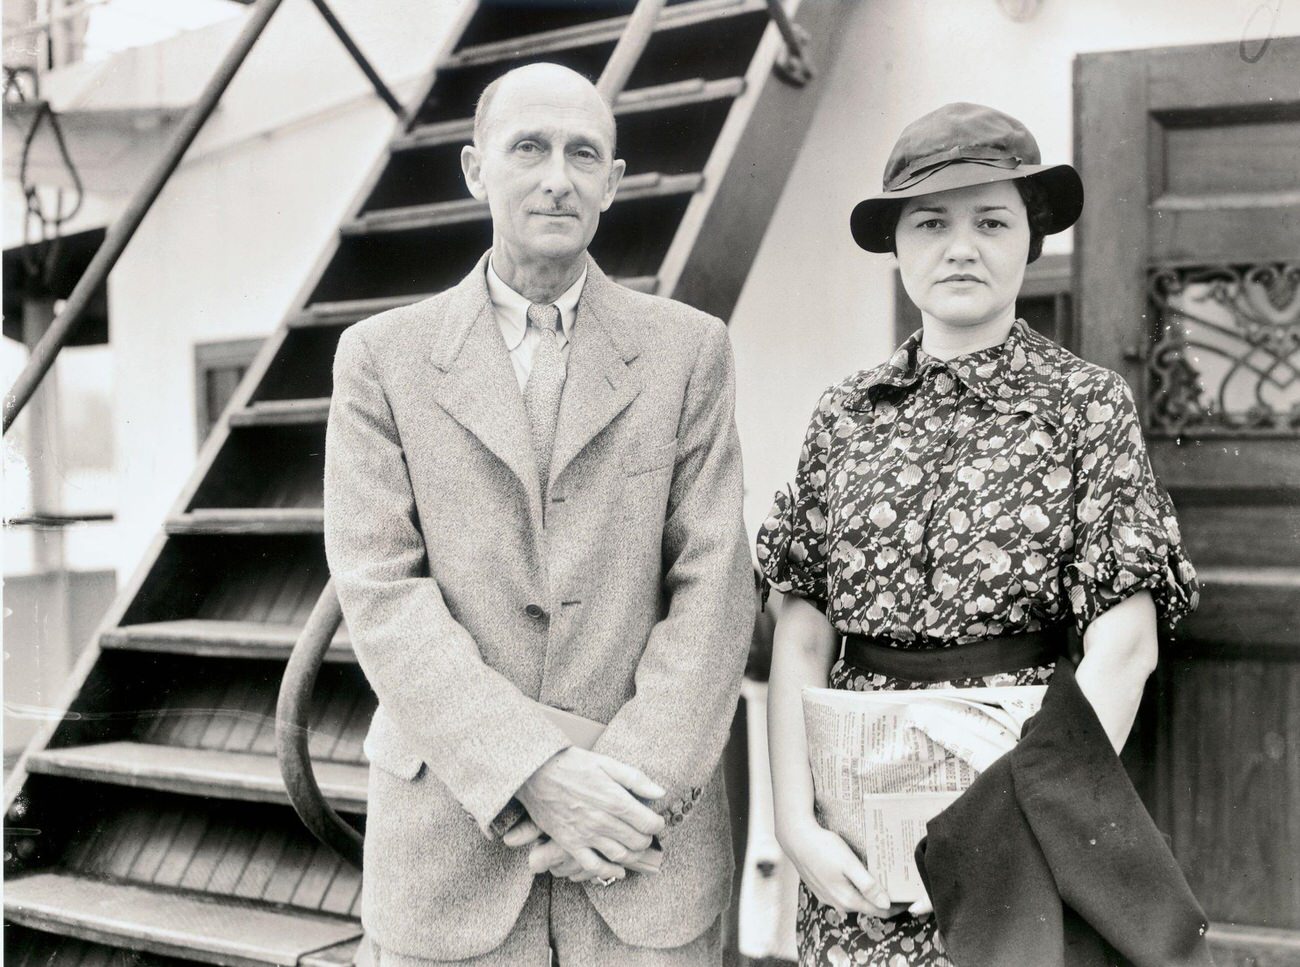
[660,0,849,320]
[3,1,486,816]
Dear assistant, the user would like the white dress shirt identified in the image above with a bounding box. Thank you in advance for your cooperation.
[486,256,587,390]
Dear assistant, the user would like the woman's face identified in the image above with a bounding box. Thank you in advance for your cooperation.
[895,179,1030,331]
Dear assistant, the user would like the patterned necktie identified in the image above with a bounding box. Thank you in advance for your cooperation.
[523,302,566,499]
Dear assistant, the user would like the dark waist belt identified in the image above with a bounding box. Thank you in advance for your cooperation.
[842,625,1069,683]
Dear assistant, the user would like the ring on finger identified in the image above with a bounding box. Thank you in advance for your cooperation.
[594,876,617,887]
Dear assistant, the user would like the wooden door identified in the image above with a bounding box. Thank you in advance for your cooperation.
[1076,38,1300,963]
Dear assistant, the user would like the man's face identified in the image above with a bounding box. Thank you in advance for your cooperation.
[462,72,625,274]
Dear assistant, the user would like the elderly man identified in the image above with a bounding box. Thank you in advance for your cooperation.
[324,62,754,966]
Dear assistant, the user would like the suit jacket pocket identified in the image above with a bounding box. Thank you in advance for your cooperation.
[623,439,677,477]
[364,706,426,781]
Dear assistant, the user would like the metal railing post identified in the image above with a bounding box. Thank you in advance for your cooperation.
[276,579,363,868]
[595,0,669,102]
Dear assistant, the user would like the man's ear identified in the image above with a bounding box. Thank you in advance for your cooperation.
[462,144,487,201]
[600,158,627,212]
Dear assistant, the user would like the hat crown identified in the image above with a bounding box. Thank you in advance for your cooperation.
[884,102,1042,191]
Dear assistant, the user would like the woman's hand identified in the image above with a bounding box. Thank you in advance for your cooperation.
[781,820,893,917]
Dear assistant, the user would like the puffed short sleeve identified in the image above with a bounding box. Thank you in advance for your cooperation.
[1063,371,1199,632]
[755,388,837,612]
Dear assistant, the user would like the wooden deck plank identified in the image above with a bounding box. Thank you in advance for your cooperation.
[234,827,289,902]
[259,835,314,907]
[198,679,259,751]
[290,276,656,329]
[206,824,261,898]
[180,821,235,893]
[168,678,227,751]
[150,811,211,888]
[4,873,362,967]
[127,806,186,884]
[98,809,155,882]
[265,561,314,627]
[101,620,354,663]
[329,694,372,765]
[307,675,349,762]
[290,843,343,912]
[27,742,369,812]
[225,687,278,754]
[320,865,363,919]
[197,680,244,750]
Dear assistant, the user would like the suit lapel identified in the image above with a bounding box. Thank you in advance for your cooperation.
[427,255,540,510]
[550,262,642,489]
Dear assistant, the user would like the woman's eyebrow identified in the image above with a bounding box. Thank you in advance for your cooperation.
[975,205,1013,213]
[905,204,947,214]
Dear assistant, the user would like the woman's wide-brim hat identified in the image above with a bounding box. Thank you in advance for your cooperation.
[850,102,1084,253]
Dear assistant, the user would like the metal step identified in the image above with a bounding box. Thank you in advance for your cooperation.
[392,76,746,151]
[228,399,332,427]
[341,171,703,236]
[444,0,756,69]
[288,275,659,329]
[3,873,362,967]
[27,742,367,812]
[101,619,353,662]
[166,509,324,536]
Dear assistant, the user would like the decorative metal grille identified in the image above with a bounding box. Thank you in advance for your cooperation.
[1146,263,1300,436]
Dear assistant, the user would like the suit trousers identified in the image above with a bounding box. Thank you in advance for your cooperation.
[359,876,722,966]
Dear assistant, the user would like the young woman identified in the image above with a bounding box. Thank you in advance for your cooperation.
[757,103,1199,965]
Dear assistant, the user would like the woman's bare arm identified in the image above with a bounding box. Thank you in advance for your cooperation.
[767,594,893,914]
[1073,590,1160,753]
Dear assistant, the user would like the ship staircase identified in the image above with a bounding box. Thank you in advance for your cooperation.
[3,1,846,965]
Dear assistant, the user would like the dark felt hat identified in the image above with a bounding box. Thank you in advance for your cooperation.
[850,102,1083,253]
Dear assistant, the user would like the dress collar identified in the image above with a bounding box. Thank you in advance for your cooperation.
[486,255,586,351]
[845,319,1065,426]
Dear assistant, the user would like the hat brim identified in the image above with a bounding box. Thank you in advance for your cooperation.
[850,162,1083,253]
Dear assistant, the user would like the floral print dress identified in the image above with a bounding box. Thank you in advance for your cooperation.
[756,320,1198,967]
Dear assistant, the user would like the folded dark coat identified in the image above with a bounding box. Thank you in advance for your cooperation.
[916,661,1213,967]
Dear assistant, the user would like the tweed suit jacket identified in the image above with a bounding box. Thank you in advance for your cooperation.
[323,252,755,960]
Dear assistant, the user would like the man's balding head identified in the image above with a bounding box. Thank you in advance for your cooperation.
[460,61,626,283]
[473,63,617,155]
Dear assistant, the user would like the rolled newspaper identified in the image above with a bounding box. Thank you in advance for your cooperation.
[801,685,1046,902]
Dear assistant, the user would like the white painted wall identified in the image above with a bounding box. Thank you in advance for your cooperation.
[729,0,1300,541]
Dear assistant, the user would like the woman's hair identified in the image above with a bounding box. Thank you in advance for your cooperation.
[1014,177,1052,264]
[885,176,1054,263]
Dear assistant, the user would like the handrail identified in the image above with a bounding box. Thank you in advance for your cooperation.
[276,0,673,866]
[275,579,363,868]
[763,0,813,86]
[3,0,401,435]
[308,0,403,117]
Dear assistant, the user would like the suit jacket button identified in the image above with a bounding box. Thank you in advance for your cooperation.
[524,604,546,620]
